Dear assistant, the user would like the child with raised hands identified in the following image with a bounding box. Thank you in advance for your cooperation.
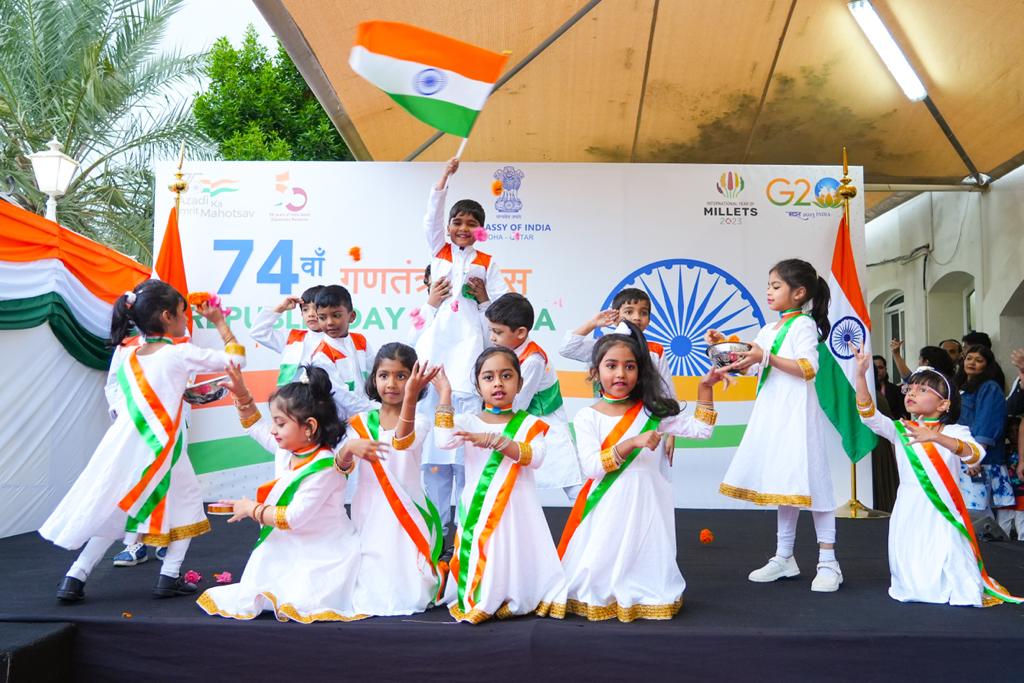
[197,363,379,623]
[42,281,245,602]
[348,344,444,616]
[432,351,566,624]
[557,321,725,621]
[850,342,1020,607]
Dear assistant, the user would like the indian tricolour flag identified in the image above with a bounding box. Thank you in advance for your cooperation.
[349,21,508,138]
[816,214,878,461]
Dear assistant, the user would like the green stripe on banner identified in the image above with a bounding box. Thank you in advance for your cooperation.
[675,424,746,449]
[387,93,480,137]
[0,292,112,369]
[815,343,877,462]
[189,436,275,475]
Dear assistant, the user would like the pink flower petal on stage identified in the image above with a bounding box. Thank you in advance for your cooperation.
[184,570,202,584]
[471,227,488,242]
[213,571,233,584]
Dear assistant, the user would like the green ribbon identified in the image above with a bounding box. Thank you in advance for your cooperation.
[756,313,808,393]
[456,410,528,610]
[526,380,564,416]
[254,456,335,548]
[582,415,661,520]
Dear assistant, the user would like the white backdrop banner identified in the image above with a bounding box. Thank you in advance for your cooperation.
[153,161,868,508]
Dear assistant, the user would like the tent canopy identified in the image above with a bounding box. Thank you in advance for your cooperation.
[255,0,1024,218]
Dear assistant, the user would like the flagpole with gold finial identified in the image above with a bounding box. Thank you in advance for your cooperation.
[835,147,888,520]
[169,141,188,209]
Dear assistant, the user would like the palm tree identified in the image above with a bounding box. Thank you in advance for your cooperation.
[0,0,209,263]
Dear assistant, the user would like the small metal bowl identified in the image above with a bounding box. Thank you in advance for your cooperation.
[183,376,229,405]
[705,341,752,368]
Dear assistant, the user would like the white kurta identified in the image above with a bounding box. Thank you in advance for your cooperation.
[197,420,364,622]
[249,308,318,354]
[349,413,438,616]
[859,412,991,607]
[435,413,567,623]
[514,342,582,490]
[720,316,835,511]
[41,343,241,548]
[562,405,713,621]
[415,186,507,395]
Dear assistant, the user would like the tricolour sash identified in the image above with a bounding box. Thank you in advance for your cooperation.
[893,420,1021,605]
[557,401,660,558]
[277,329,308,385]
[116,349,185,537]
[517,341,564,416]
[350,411,444,595]
[756,312,807,394]
[450,411,548,613]
[253,447,335,548]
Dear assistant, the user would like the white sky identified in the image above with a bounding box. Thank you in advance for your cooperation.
[161,0,277,57]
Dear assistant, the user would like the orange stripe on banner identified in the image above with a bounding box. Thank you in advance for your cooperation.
[556,400,645,558]
[129,352,174,437]
[0,200,149,303]
[467,464,520,608]
[354,21,507,84]
[920,441,1011,599]
[831,214,871,326]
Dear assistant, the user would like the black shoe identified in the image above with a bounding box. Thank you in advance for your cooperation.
[152,573,198,598]
[57,576,85,602]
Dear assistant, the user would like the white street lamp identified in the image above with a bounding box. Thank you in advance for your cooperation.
[28,137,79,223]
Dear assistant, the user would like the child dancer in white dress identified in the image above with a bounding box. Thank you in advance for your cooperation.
[433,350,566,624]
[851,344,1021,607]
[42,280,244,601]
[559,322,725,621]
[348,344,444,616]
[711,259,842,592]
[197,364,371,622]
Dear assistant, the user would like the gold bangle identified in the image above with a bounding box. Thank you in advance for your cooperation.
[600,446,619,473]
[517,441,533,467]
[796,358,816,381]
[334,452,355,475]
[274,506,289,530]
[391,431,416,451]
[434,411,455,428]
[694,405,718,426]
[397,416,416,423]
[239,409,262,429]
[224,342,246,356]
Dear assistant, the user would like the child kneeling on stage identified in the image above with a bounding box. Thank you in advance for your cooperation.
[197,364,378,623]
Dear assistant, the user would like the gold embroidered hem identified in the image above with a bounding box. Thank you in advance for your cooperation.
[197,590,369,623]
[392,431,416,451]
[565,597,682,622]
[434,411,454,428]
[449,600,566,624]
[982,594,1004,608]
[141,519,211,547]
[600,447,619,473]
[796,358,816,380]
[718,483,812,508]
[274,506,289,530]
[517,441,533,467]
[694,406,718,426]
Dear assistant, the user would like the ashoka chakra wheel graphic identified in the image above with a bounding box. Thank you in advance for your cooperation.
[829,315,866,360]
[599,259,766,377]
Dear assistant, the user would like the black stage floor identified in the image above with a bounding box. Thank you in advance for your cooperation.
[2,510,1023,682]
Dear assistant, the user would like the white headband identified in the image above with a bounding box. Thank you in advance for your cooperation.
[124,290,137,308]
[612,321,631,335]
[911,366,952,399]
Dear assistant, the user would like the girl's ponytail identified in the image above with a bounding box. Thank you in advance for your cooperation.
[811,274,831,342]
[109,291,136,349]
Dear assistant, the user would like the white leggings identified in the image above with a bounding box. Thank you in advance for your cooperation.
[776,505,836,556]
[68,536,191,581]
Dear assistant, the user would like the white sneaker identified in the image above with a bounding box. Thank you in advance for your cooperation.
[748,555,800,582]
[811,561,843,592]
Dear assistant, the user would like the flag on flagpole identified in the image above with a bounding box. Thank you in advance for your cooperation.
[153,206,191,332]
[815,214,877,462]
[349,21,508,138]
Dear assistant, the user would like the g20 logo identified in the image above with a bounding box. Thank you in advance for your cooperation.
[765,177,842,209]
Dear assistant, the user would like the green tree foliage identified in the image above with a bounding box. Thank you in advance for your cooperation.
[0,0,209,263]
[194,25,351,162]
